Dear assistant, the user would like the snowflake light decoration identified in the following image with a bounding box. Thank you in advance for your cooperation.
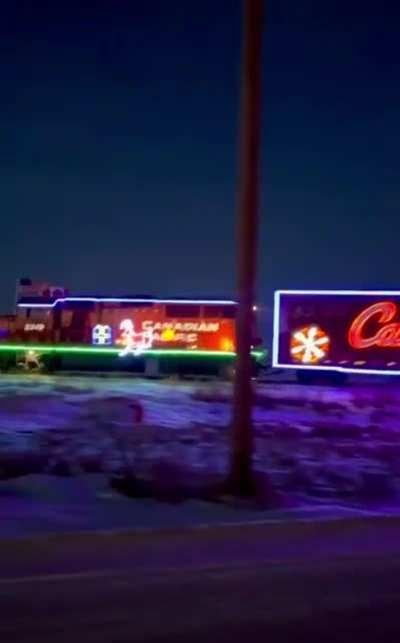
[290,325,330,364]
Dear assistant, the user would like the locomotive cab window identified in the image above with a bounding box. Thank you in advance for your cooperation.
[24,308,46,320]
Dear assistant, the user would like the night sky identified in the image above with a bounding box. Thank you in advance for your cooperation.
[2,1,400,325]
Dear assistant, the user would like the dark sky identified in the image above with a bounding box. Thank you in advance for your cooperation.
[2,1,400,317]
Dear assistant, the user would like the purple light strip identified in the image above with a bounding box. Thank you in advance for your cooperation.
[276,289,400,296]
[272,290,281,368]
[18,296,237,309]
[273,362,400,376]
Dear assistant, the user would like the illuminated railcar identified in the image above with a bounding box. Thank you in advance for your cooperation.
[1,288,265,376]
[273,290,400,381]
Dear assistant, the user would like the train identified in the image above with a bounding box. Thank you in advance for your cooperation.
[0,279,266,377]
[273,289,400,382]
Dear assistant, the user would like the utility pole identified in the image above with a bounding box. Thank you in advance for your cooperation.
[229,0,263,496]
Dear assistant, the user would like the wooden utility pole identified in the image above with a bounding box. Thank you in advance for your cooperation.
[229,0,263,496]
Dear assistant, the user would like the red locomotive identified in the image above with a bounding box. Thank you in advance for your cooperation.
[0,279,265,377]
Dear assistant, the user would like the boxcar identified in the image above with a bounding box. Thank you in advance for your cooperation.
[273,289,400,382]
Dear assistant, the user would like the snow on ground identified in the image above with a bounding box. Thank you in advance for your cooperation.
[0,473,388,539]
[1,372,400,508]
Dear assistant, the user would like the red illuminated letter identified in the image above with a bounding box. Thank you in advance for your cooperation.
[348,301,397,349]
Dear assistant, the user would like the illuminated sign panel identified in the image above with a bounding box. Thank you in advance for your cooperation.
[273,290,400,375]
[142,320,220,347]
[89,318,229,353]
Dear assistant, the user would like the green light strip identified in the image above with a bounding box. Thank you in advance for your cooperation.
[0,344,266,360]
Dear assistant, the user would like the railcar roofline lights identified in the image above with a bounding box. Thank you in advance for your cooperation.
[272,362,400,377]
[276,289,400,296]
[17,297,237,309]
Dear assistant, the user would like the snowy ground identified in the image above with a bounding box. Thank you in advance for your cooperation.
[1,372,400,510]
[3,473,381,538]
